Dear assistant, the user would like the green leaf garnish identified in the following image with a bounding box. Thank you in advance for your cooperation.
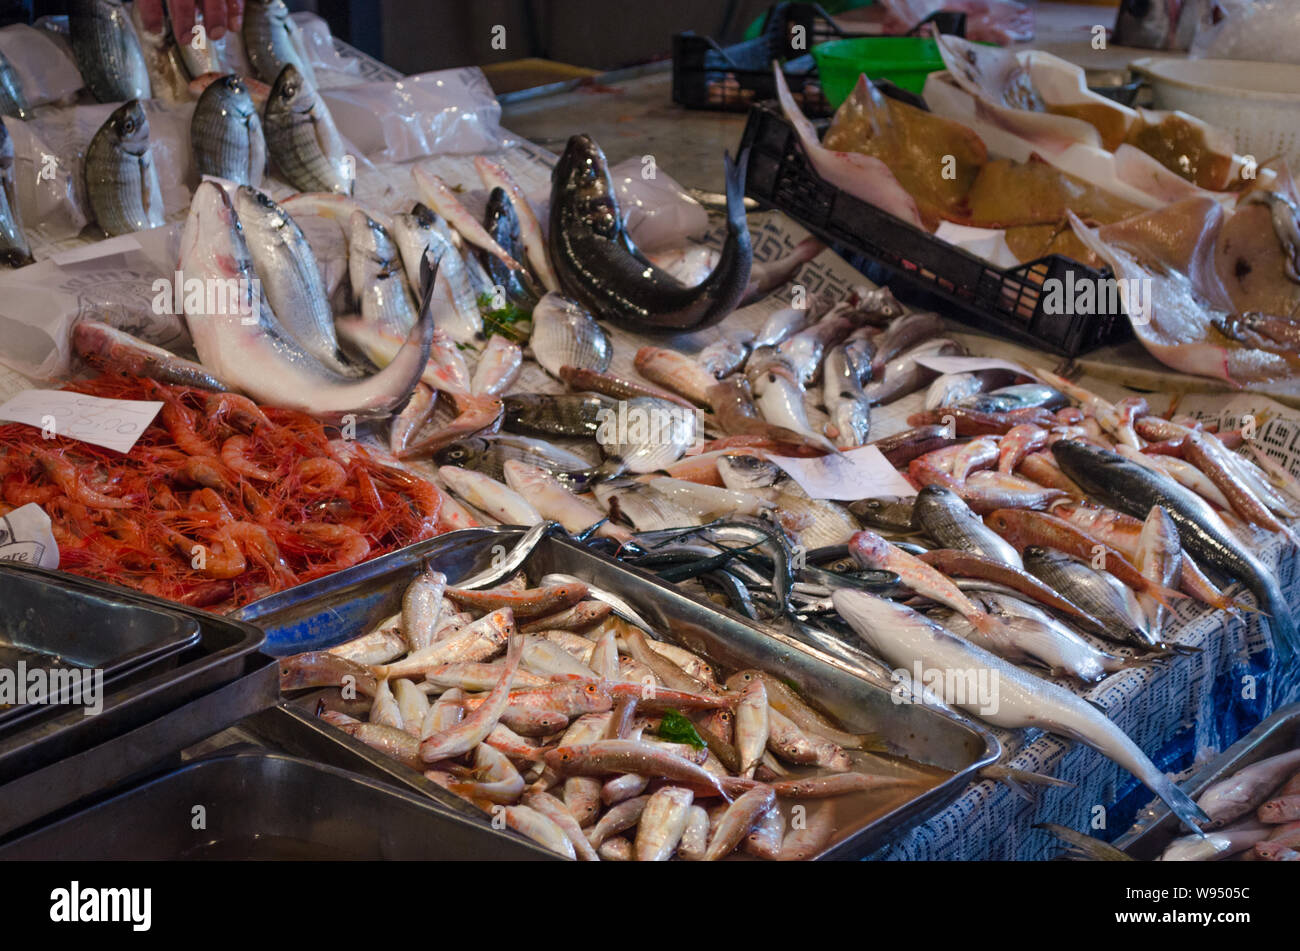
[657,709,706,750]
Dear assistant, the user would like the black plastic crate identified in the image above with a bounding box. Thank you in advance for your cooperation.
[673,3,964,118]
[739,101,1132,357]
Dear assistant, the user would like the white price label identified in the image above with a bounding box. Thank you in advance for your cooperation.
[0,389,163,453]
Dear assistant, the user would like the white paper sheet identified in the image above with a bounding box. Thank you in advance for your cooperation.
[0,390,162,453]
[766,446,917,501]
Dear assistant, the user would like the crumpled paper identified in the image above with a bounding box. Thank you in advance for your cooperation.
[0,503,59,569]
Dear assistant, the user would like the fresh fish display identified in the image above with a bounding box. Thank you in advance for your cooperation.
[84,100,165,237]
[1053,440,1299,659]
[263,64,351,195]
[69,0,151,103]
[821,340,873,449]
[549,134,752,331]
[191,75,266,186]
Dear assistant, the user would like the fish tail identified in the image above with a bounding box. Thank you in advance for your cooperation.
[723,147,749,231]
[1148,581,1189,609]
[984,765,1076,790]
[1250,573,1299,665]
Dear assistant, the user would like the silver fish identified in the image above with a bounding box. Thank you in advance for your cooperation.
[0,48,28,119]
[263,63,351,195]
[0,121,32,267]
[84,100,165,237]
[530,292,611,380]
[699,331,754,378]
[834,589,1210,832]
[821,339,872,449]
[236,185,348,373]
[599,396,698,474]
[862,339,964,406]
[746,348,838,454]
[912,484,1022,568]
[349,210,418,335]
[391,204,440,294]
[180,181,431,420]
[242,0,318,87]
[191,75,266,187]
[424,231,485,344]
[594,480,702,532]
[69,0,151,103]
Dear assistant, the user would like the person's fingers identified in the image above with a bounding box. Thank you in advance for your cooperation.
[137,0,165,34]
[203,0,228,40]
[168,0,196,44]
[225,0,244,33]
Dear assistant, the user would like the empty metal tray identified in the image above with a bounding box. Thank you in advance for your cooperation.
[0,748,554,860]
[0,563,201,730]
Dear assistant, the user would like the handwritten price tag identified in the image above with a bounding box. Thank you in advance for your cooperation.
[0,390,163,454]
[913,355,1031,376]
[764,446,916,501]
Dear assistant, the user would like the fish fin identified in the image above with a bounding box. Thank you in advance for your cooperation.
[1033,823,1134,861]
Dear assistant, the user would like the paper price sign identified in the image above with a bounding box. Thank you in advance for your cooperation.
[0,390,163,453]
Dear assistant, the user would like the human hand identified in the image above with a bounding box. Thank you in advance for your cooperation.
[136,0,244,44]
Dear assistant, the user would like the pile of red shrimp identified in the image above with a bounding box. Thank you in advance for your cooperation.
[0,374,445,611]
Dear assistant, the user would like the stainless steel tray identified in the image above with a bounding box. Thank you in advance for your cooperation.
[0,748,553,860]
[1114,702,1300,859]
[0,563,202,731]
[0,565,277,838]
[242,527,1001,859]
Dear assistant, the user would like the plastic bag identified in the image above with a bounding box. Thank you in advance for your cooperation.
[608,157,710,251]
[1190,0,1300,64]
[322,68,513,162]
[0,24,83,107]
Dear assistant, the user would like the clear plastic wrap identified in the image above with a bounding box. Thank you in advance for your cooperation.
[1190,0,1300,64]
[0,24,83,107]
[608,157,710,252]
[321,68,513,162]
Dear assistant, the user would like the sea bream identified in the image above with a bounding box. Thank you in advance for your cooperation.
[179,181,431,420]
[84,100,165,237]
[549,134,753,331]
[263,64,352,195]
[69,0,151,103]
